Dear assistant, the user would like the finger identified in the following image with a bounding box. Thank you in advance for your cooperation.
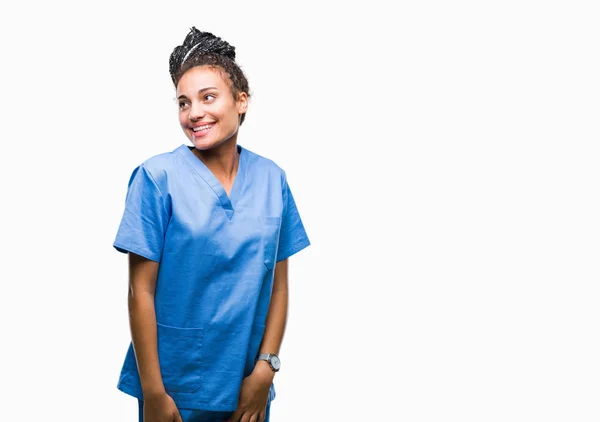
[258,401,267,422]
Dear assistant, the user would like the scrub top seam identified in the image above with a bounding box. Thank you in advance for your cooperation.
[113,241,160,263]
[177,146,224,198]
[140,163,169,218]
[177,145,242,218]
[277,237,311,262]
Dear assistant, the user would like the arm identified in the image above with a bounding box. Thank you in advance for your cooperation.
[224,259,289,422]
[128,252,183,422]
[254,258,289,381]
[127,252,166,397]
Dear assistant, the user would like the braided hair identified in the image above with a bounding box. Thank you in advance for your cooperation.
[169,27,251,126]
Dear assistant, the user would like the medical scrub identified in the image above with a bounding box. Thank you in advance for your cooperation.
[113,143,310,415]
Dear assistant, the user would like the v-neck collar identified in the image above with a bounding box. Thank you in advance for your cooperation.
[179,143,246,221]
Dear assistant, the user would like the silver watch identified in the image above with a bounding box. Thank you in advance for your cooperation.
[256,353,281,372]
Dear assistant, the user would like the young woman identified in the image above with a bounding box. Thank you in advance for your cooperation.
[113,27,310,422]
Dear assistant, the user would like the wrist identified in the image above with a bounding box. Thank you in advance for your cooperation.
[142,386,167,399]
[254,360,276,380]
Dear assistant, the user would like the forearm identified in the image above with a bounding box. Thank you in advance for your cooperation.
[254,286,288,377]
[128,290,165,397]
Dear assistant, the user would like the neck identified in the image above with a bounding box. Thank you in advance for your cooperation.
[191,141,240,178]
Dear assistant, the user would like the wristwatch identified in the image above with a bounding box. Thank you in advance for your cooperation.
[256,353,281,372]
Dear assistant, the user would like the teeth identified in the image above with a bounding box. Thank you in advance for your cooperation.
[192,124,213,132]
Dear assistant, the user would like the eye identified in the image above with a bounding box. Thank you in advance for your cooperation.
[178,101,189,110]
[204,94,216,101]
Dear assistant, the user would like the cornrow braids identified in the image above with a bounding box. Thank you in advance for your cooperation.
[169,27,251,126]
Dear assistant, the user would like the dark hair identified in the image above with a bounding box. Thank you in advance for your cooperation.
[169,27,251,126]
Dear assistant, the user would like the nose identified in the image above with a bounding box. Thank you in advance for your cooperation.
[189,102,206,121]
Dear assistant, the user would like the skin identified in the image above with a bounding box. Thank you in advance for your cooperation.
[127,253,182,422]
[128,65,289,422]
[176,65,249,196]
[224,259,289,422]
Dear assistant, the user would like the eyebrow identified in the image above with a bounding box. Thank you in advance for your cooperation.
[177,87,218,100]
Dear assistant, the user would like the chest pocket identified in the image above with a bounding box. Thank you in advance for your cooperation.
[259,216,281,270]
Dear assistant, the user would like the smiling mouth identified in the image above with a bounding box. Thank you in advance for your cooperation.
[191,123,215,132]
[190,123,216,137]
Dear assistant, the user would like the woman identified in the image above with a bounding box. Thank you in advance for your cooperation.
[113,27,310,422]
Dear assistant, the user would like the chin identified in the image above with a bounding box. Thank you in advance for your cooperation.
[190,137,215,150]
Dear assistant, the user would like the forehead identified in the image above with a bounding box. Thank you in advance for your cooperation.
[176,66,229,95]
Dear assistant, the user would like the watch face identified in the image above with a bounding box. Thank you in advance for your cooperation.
[271,355,281,370]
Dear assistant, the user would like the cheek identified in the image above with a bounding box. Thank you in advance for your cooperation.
[178,113,187,126]
[220,107,238,125]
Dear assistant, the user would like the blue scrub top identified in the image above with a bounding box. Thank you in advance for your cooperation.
[113,143,310,411]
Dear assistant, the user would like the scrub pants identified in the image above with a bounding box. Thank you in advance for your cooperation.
[137,398,271,422]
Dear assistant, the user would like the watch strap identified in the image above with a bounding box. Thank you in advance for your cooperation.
[257,353,272,361]
[256,353,280,372]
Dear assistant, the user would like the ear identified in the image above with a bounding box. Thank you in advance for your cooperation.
[237,92,249,115]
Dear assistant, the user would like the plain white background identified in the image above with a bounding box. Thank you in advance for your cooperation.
[1,1,599,420]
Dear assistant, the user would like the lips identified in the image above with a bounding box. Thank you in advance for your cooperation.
[190,123,215,137]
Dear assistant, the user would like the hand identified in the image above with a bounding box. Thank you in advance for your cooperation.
[143,391,183,422]
[224,367,273,422]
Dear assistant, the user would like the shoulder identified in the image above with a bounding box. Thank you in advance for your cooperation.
[128,145,183,190]
[140,145,181,174]
[242,145,287,184]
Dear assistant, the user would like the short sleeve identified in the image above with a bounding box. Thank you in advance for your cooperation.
[113,164,169,262]
[276,173,310,262]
